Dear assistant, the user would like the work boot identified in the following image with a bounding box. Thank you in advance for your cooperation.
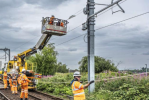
[25,98,28,100]
[20,98,23,100]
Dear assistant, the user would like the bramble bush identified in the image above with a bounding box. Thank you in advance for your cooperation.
[37,72,149,99]
[87,77,149,100]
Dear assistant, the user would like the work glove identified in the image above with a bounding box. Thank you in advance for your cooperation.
[89,80,94,85]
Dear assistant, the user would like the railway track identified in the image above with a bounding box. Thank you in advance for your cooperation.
[29,90,64,100]
[0,80,64,100]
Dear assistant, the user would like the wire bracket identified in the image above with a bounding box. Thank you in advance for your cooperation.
[111,0,125,14]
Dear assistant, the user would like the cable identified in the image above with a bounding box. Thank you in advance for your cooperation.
[96,0,127,17]
[11,8,85,51]
[74,8,83,15]
[55,11,149,46]
[1,0,127,51]
[56,34,85,46]
[54,0,128,46]
[95,11,149,31]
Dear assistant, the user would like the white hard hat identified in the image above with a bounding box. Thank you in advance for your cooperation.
[4,69,7,72]
[16,66,19,70]
[73,71,81,77]
[22,68,26,72]
[12,69,15,74]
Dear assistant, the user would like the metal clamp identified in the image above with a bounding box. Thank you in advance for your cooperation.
[111,0,125,14]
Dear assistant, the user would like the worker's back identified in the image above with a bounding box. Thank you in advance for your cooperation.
[60,22,64,27]
[20,74,30,86]
[71,81,85,100]
[49,16,55,25]
[12,76,17,85]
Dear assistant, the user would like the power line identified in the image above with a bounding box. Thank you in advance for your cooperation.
[52,0,128,43]
[97,0,127,17]
[56,34,85,46]
[53,0,129,46]
[56,11,149,46]
[74,8,83,15]
[95,11,149,30]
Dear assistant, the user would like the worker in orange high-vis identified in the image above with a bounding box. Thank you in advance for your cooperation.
[60,21,64,27]
[49,15,55,25]
[17,74,21,85]
[20,69,31,100]
[12,73,18,95]
[70,71,94,100]
[3,70,7,90]
[9,74,12,91]
[17,74,22,91]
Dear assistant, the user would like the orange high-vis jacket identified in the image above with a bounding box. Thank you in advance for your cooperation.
[20,74,30,86]
[3,72,7,80]
[9,78,12,86]
[71,81,85,100]
[17,76,21,84]
[12,76,17,86]
[60,22,64,27]
[49,17,55,25]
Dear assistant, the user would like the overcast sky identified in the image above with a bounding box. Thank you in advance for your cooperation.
[0,0,149,70]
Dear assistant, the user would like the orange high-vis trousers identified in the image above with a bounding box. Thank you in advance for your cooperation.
[10,84,12,91]
[3,79,7,89]
[20,85,28,99]
[12,85,17,94]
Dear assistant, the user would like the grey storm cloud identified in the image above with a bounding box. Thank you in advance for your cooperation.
[68,48,77,51]
[142,52,149,55]
[24,0,73,9]
[0,0,149,70]
[0,0,71,10]
[95,25,149,49]
[0,24,21,32]
[0,0,24,10]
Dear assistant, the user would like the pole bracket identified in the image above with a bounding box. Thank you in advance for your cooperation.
[111,0,125,14]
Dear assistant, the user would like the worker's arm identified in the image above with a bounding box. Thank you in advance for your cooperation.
[83,80,94,89]
[83,83,90,89]
[24,76,31,82]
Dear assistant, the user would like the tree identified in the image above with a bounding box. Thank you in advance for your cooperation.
[56,62,68,73]
[78,56,118,73]
[27,43,58,75]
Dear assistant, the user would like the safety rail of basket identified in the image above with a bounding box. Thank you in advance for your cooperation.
[41,17,69,36]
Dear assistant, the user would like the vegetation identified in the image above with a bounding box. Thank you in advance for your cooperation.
[124,67,149,74]
[27,43,69,75]
[79,56,118,73]
[87,76,149,100]
[37,72,149,100]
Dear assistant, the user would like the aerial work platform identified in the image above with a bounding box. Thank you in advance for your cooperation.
[41,17,68,36]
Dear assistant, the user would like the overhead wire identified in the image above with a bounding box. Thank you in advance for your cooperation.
[5,0,140,52]
[56,11,149,46]
[55,0,128,45]
[73,8,83,15]
[0,0,127,51]
[96,0,127,17]
[95,11,149,31]
[11,8,84,51]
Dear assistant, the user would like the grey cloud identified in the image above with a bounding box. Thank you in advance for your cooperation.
[142,52,149,55]
[0,24,21,32]
[0,0,24,10]
[68,48,77,51]
[95,25,149,49]
[24,0,72,9]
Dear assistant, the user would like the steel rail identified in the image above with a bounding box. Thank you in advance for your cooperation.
[0,92,10,100]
